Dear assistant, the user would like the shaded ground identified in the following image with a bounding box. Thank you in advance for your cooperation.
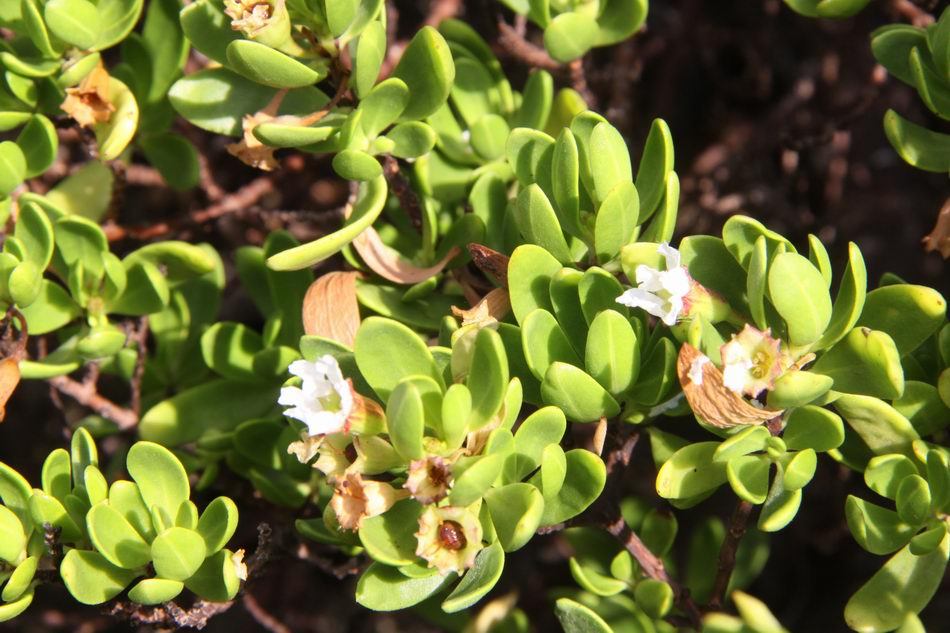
[1,0,947,631]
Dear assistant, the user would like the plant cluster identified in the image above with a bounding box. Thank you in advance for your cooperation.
[0,1,946,632]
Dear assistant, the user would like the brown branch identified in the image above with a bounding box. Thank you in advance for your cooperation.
[128,317,149,417]
[595,427,703,630]
[242,593,291,633]
[425,0,462,26]
[104,176,274,241]
[109,599,233,630]
[48,374,138,430]
[706,500,754,611]
[382,155,423,230]
[496,20,561,71]
[568,59,598,109]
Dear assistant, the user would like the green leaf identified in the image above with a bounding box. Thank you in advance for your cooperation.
[635,118,674,221]
[86,502,151,569]
[895,475,931,526]
[93,77,139,161]
[782,405,844,453]
[179,0,241,66]
[508,244,562,323]
[354,317,443,400]
[585,309,639,395]
[351,19,385,98]
[392,27,455,121]
[60,549,139,605]
[816,242,867,350]
[757,471,802,532]
[226,39,325,88]
[588,121,632,204]
[768,253,832,347]
[29,489,82,542]
[387,380,426,460]
[516,184,573,263]
[140,379,278,445]
[834,395,918,455]
[169,67,328,136]
[0,141,25,196]
[726,455,770,504]
[200,322,263,381]
[782,449,817,490]
[844,536,949,633]
[358,499,424,566]
[551,128,585,239]
[466,328,509,429]
[484,483,544,551]
[1,555,37,602]
[845,496,916,555]
[657,442,728,500]
[196,497,238,552]
[44,160,114,221]
[554,597,613,633]
[44,0,100,49]
[522,309,582,381]
[543,13,598,63]
[184,549,241,602]
[356,562,452,610]
[506,406,566,482]
[594,182,639,263]
[266,175,386,270]
[108,481,154,542]
[539,449,606,525]
[767,370,834,409]
[813,328,904,400]
[92,0,143,51]
[151,527,207,581]
[16,114,57,179]
[386,121,437,158]
[542,362,619,422]
[596,0,648,45]
[451,453,504,506]
[0,505,25,563]
[128,578,184,605]
[857,284,946,357]
[441,540,504,612]
[140,133,199,191]
[126,442,190,519]
[871,25,929,85]
[883,109,950,172]
[714,426,771,463]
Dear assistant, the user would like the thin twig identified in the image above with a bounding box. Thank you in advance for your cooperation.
[103,176,274,241]
[495,20,561,71]
[382,156,423,230]
[706,500,754,611]
[568,59,597,109]
[128,317,149,417]
[242,593,291,633]
[48,374,138,430]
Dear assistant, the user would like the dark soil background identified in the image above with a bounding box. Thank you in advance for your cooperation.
[1,0,948,631]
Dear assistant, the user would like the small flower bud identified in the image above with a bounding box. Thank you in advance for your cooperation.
[330,473,407,530]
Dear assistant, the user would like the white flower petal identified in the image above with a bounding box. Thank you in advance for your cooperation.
[658,242,681,270]
[688,355,710,385]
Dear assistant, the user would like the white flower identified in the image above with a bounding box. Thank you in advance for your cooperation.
[616,243,691,326]
[719,325,786,397]
[278,355,354,436]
